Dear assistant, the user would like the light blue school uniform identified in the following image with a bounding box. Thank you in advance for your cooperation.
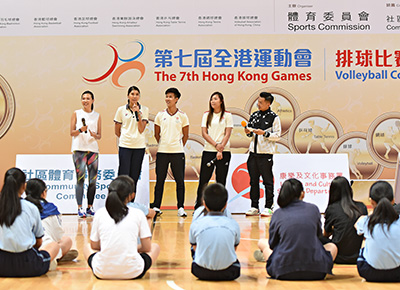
[357,215,400,269]
[0,199,44,252]
[127,202,149,216]
[189,212,240,270]
[192,205,232,221]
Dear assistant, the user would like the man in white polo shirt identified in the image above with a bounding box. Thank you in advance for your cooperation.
[150,88,189,217]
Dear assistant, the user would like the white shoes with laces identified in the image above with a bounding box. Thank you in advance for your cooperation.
[177,207,187,217]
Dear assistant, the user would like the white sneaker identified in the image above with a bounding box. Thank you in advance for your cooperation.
[153,207,163,216]
[245,207,259,216]
[177,207,187,217]
[261,208,274,217]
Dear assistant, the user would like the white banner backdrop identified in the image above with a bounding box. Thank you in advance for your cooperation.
[226,154,349,213]
[16,154,149,214]
[0,0,392,36]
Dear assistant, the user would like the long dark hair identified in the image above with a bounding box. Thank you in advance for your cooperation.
[278,178,303,208]
[82,90,94,111]
[328,176,362,219]
[206,92,226,129]
[106,176,135,223]
[0,168,26,227]
[25,178,47,213]
[368,181,399,236]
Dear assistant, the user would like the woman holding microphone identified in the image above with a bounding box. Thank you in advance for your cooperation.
[194,92,233,210]
[70,90,101,218]
[114,86,149,194]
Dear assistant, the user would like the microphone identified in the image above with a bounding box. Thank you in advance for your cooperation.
[241,120,247,128]
[81,118,87,133]
[127,99,139,121]
[206,157,218,167]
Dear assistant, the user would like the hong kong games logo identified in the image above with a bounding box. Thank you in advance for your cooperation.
[230,163,265,203]
[83,40,145,87]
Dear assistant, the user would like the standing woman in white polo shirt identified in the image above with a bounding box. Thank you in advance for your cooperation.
[194,92,233,210]
[70,90,101,218]
[114,86,149,195]
[150,87,189,217]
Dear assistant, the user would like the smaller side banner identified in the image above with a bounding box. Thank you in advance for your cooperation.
[16,154,149,214]
[226,154,349,213]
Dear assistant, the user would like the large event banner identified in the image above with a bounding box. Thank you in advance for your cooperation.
[1,1,400,207]
[15,154,150,214]
[226,154,349,213]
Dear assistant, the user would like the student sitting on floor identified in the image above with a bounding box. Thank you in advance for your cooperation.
[355,180,400,282]
[189,183,241,281]
[321,176,367,264]
[192,201,232,221]
[25,178,78,264]
[84,175,160,279]
[0,168,59,277]
[256,178,337,280]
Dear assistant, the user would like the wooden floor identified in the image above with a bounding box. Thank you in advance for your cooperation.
[1,211,399,290]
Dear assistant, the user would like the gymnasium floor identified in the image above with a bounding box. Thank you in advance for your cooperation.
[0,211,399,290]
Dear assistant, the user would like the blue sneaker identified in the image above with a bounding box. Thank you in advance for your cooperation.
[78,207,86,218]
[86,207,95,217]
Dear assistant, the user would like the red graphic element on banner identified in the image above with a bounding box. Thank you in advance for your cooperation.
[83,44,118,83]
[231,163,264,199]
[83,41,146,87]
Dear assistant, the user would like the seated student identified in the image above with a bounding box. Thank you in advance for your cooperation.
[127,199,156,229]
[321,176,367,264]
[356,181,400,282]
[189,183,241,281]
[0,168,59,277]
[192,202,232,221]
[84,176,160,279]
[256,178,337,280]
[25,178,78,263]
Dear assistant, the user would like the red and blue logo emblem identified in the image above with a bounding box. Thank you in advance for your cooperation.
[83,40,145,88]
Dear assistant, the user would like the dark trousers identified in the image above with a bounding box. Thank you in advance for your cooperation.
[357,248,400,282]
[194,151,231,209]
[118,147,145,188]
[151,152,185,209]
[192,260,240,281]
[247,152,274,209]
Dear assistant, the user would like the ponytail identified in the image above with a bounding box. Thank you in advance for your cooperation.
[0,168,26,227]
[278,178,303,208]
[105,176,135,223]
[106,190,129,224]
[25,178,47,213]
[368,198,399,236]
[368,180,399,236]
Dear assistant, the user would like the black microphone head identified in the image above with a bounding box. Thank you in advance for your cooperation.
[81,118,87,133]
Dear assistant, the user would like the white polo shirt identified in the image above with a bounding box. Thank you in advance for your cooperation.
[114,104,149,149]
[201,111,233,152]
[154,109,189,153]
